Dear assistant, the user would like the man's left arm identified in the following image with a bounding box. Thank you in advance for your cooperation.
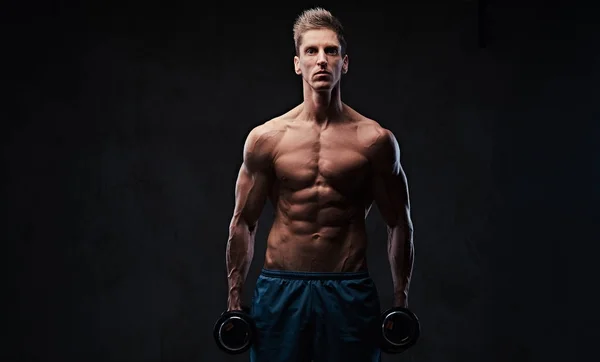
[371,128,414,308]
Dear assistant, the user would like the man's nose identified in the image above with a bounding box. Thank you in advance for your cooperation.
[317,51,327,66]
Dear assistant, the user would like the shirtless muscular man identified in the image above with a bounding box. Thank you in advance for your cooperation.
[224,7,415,362]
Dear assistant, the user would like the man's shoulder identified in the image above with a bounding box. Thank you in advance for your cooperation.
[349,113,396,151]
[246,117,287,146]
[343,104,386,133]
[342,106,399,164]
[246,104,302,142]
[242,114,289,166]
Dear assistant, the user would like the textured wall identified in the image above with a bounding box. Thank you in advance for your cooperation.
[4,1,596,362]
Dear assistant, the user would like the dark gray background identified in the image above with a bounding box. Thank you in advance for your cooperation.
[3,1,597,361]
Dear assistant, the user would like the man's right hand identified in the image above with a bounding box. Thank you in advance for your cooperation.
[227,298,242,312]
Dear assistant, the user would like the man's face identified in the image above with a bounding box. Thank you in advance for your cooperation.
[294,28,348,91]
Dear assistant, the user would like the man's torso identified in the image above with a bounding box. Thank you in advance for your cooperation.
[255,104,386,272]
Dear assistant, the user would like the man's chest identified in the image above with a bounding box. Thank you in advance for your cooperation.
[271,129,372,191]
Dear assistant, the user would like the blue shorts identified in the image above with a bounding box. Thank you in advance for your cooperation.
[249,268,382,362]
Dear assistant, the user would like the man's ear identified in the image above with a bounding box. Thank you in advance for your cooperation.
[342,54,349,74]
[294,56,301,75]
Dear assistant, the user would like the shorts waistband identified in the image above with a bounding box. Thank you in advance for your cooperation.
[260,268,370,280]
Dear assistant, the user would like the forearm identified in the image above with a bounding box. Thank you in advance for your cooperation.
[226,219,256,310]
[387,222,414,307]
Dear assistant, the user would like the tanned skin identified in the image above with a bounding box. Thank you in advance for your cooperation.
[226,28,414,312]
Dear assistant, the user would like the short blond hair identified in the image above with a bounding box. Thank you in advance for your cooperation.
[293,7,347,56]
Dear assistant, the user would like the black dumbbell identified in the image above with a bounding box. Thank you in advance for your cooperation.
[213,307,256,355]
[380,307,420,354]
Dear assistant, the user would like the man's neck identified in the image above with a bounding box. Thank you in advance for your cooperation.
[300,84,343,126]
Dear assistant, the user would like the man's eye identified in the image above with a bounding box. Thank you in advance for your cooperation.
[306,48,316,54]
[327,49,339,55]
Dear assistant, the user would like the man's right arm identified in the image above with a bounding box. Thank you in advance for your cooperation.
[226,126,272,311]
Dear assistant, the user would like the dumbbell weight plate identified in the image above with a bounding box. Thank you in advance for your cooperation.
[213,310,256,354]
[381,307,420,353]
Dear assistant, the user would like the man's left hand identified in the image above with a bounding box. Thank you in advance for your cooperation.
[393,298,408,308]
